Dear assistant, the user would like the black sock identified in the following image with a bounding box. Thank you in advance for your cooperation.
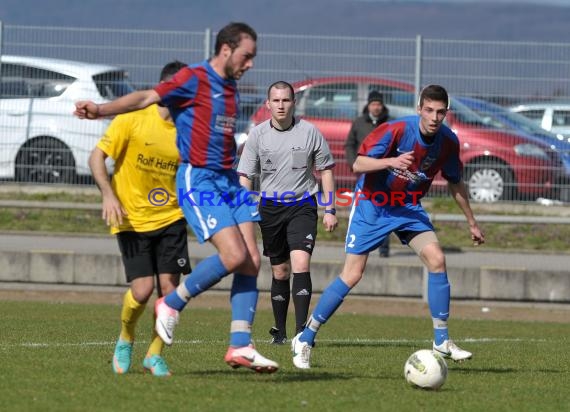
[292,272,312,334]
[271,277,290,335]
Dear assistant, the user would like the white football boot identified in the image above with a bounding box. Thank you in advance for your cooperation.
[433,339,472,362]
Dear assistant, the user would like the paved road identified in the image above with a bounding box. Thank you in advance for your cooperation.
[1,233,567,272]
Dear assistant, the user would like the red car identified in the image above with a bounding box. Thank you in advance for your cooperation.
[248,76,560,202]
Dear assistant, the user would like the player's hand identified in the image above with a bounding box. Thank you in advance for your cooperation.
[323,213,338,232]
[392,150,414,170]
[101,194,127,228]
[470,223,485,246]
[74,101,100,120]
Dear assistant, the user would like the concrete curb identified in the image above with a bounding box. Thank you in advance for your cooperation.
[1,249,568,303]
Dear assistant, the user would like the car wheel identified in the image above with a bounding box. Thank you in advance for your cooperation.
[465,161,514,203]
[15,137,76,184]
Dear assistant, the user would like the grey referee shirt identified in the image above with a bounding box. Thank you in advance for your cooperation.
[237,118,335,201]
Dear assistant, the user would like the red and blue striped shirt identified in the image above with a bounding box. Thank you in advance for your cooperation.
[154,61,239,170]
[357,115,462,203]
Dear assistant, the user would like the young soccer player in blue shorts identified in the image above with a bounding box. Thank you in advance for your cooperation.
[75,22,278,373]
[291,85,485,369]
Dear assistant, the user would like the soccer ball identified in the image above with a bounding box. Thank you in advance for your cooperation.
[404,349,448,390]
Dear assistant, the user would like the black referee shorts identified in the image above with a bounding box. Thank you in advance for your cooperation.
[116,219,191,282]
[258,198,318,266]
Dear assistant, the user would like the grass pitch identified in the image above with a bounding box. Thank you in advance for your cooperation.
[1,300,569,412]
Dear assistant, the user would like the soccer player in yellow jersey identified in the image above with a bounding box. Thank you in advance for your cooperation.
[88,61,191,377]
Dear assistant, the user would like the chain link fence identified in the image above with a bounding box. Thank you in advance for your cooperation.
[1,23,569,202]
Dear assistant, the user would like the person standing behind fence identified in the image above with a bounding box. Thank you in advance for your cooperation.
[237,81,338,345]
[89,61,191,377]
[76,22,279,374]
[345,91,391,257]
[291,85,485,369]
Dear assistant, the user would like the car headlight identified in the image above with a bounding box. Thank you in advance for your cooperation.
[514,143,549,160]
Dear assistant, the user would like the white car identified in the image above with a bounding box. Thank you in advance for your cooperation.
[0,55,134,183]
[509,100,570,141]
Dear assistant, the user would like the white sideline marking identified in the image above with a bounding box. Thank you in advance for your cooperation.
[0,337,547,349]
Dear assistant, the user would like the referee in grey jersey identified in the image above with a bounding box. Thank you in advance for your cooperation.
[238,81,338,344]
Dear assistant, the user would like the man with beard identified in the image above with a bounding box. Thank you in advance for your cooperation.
[74,22,278,374]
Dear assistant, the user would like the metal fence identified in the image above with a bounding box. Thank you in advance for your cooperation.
[1,23,570,203]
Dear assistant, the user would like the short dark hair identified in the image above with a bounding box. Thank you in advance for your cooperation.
[267,81,294,99]
[215,22,257,55]
[418,84,449,109]
[160,60,187,81]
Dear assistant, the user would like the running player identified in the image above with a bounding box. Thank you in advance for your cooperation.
[291,84,485,369]
[76,22,278,373]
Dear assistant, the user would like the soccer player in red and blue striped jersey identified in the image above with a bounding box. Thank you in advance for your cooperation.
[75,22,278,374]
[291,85,485,369]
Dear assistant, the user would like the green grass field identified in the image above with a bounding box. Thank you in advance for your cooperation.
[1,300,569,412]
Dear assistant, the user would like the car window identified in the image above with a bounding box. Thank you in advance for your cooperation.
[367,84,415,108]
[517,109,545,126]
[92,70,134,100]
[0,63,75,98]
[449,98,488,127]
[502,110,552,135]
[0,80,29,98]
[553,110,570,127]
[302,83,358,120]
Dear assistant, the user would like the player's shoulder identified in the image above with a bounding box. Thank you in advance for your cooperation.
[296,118,322,134]
[437,123,460,144]
[393,115,417,128]
[377,116,412,137]
[188,60,207,72]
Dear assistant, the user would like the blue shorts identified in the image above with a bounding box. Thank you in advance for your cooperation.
[345,199,433,254]
[176,164,261,243]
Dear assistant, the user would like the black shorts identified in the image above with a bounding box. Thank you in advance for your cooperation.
[259,198,318,265]
[116,219,191,282]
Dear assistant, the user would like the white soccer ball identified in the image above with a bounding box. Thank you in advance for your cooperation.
[404,349,448,390]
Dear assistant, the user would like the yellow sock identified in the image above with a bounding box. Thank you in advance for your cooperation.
[119,289,146,343]
[146,312,165,357]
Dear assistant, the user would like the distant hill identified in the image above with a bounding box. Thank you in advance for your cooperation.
[0,0,569,42]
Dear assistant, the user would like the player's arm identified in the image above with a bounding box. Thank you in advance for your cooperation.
[448,180,485,245]
[353,150,414,174]
[74,89,161,120]
[239,175,253,190]
[88,147,127,227]
[236,130,260,189]
[320,168,338,232]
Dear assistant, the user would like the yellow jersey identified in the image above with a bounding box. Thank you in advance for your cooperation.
[96,105,184,234]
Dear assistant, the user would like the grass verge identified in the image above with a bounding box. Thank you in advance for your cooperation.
[1,206,570,252]
[0,190,569,252]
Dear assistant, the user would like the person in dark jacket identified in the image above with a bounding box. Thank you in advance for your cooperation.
[345,90,391,257]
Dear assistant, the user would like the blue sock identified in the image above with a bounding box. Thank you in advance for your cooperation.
[300,277,351,345]
[428,272,450,345]
[230,273,258,347]
[165,254,228,311]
